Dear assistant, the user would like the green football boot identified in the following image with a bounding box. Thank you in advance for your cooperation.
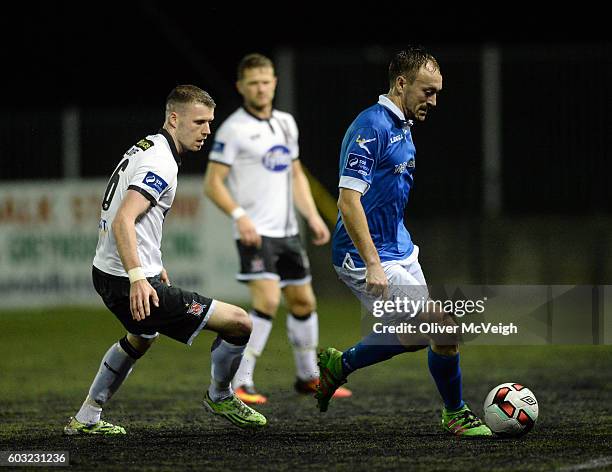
[63,417,126,435]
[441,404,493,437]
[315,347,348,412]
[203,391,267,429]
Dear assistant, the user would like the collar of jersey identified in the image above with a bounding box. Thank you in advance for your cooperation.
[241,106,273,122]
[378,95,413,128]
[158,128,182,166]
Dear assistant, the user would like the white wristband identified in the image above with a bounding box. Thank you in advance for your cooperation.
[128,267,146,284]
[231,207,246,221]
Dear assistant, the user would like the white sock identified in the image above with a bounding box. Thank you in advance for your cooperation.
[287,312,319,381]
[209,337,246,402]
[75,396,102,425]
[232,310,273,388]
[76,341,136,424]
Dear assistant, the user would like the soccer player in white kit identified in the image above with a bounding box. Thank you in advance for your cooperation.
[63,85,266,434]
[204,54,351,404]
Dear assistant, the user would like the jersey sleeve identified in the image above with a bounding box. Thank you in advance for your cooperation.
[339,127,380,194]
[127,152,176,207]
[208,122,239,166]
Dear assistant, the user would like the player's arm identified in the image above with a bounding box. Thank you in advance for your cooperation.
[112,189,160,321]
[203,161,261,247]
[292,160,330,246]
[337,188,387,297]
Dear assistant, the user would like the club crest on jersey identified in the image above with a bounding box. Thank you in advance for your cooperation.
[262,145,291,172]
[345,152,374,176]
[142,171,168,194]
[186,300,206,317]
[356,135,376,155]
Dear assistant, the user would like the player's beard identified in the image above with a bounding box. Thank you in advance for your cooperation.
[249,95,271,112]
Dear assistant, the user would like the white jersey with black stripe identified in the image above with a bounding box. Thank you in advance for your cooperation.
[93,130,180,277]
[208,107,300,238]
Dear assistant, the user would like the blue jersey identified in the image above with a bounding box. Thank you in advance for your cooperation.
[332,95,416,268]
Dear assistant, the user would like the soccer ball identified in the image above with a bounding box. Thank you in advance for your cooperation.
[483,383,538,437]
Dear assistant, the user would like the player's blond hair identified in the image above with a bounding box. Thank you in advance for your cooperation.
[165,85,216,118]
[237,53,275,80]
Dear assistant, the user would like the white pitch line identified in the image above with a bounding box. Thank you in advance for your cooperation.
[558,457,612,471]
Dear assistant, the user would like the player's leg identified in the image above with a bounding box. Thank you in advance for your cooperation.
[65,333,157,435]
[203,301,252,402]
[419,310,491,436]
[231,278,280,404]
[317,261,428,412]
[283,282,352,398]
[132,277,265,429]
[201,301,267,428]
[232,237,282,403]
[283,282,318,384]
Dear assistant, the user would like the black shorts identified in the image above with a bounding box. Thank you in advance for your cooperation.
[92,266,214,345]
[236,235,311,287]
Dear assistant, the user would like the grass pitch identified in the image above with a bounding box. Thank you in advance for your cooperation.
[1,299,610,471]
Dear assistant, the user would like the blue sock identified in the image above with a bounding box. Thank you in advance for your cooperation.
[427,347,464,411]
[341,331,408,376]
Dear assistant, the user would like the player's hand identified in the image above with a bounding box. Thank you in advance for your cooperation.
[160,268,171,286]
[365,262,388,298]
[237,215,262,248]
[308,214,330,246]
[130,279,159,321]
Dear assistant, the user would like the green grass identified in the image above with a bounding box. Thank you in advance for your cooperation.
[1,299,611,471]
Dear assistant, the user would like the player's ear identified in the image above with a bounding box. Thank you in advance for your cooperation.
[236,80,244,96]
[168,111,179,128]
[396,75,407,93]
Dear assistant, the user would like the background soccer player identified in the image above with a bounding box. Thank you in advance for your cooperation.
[204,53,351,404]
[316,47,492,437]
[64,85,266,434]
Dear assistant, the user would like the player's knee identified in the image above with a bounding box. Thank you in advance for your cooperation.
[229,306,252,339]
[430,343,459,356]
[289,296,316,316]
[123,334,157,357]
[255,294,281,316]
[419,309,460,346]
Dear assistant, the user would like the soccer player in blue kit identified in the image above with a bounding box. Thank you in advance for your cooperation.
[316,46,492,437]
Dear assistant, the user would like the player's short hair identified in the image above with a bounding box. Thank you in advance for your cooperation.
[165,85,216,116]
[388,46,440,87]
[237,53,275,80]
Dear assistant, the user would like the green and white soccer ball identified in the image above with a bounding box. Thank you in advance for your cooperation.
[483,383,538,437]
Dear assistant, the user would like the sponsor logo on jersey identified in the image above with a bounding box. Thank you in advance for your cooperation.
[344,152,374,176]
[135,138,154,151]
[186,300,206,317]
[212,141,225,153]
[393,158,416,175]
[262,145,291,172]
[356,135,376,155]
[142,171,169,194]
[390,134,404,144]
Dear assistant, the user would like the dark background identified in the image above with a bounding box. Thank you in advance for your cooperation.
[1,5,611,284]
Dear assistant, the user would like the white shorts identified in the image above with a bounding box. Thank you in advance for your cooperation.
[334,246,429,322]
